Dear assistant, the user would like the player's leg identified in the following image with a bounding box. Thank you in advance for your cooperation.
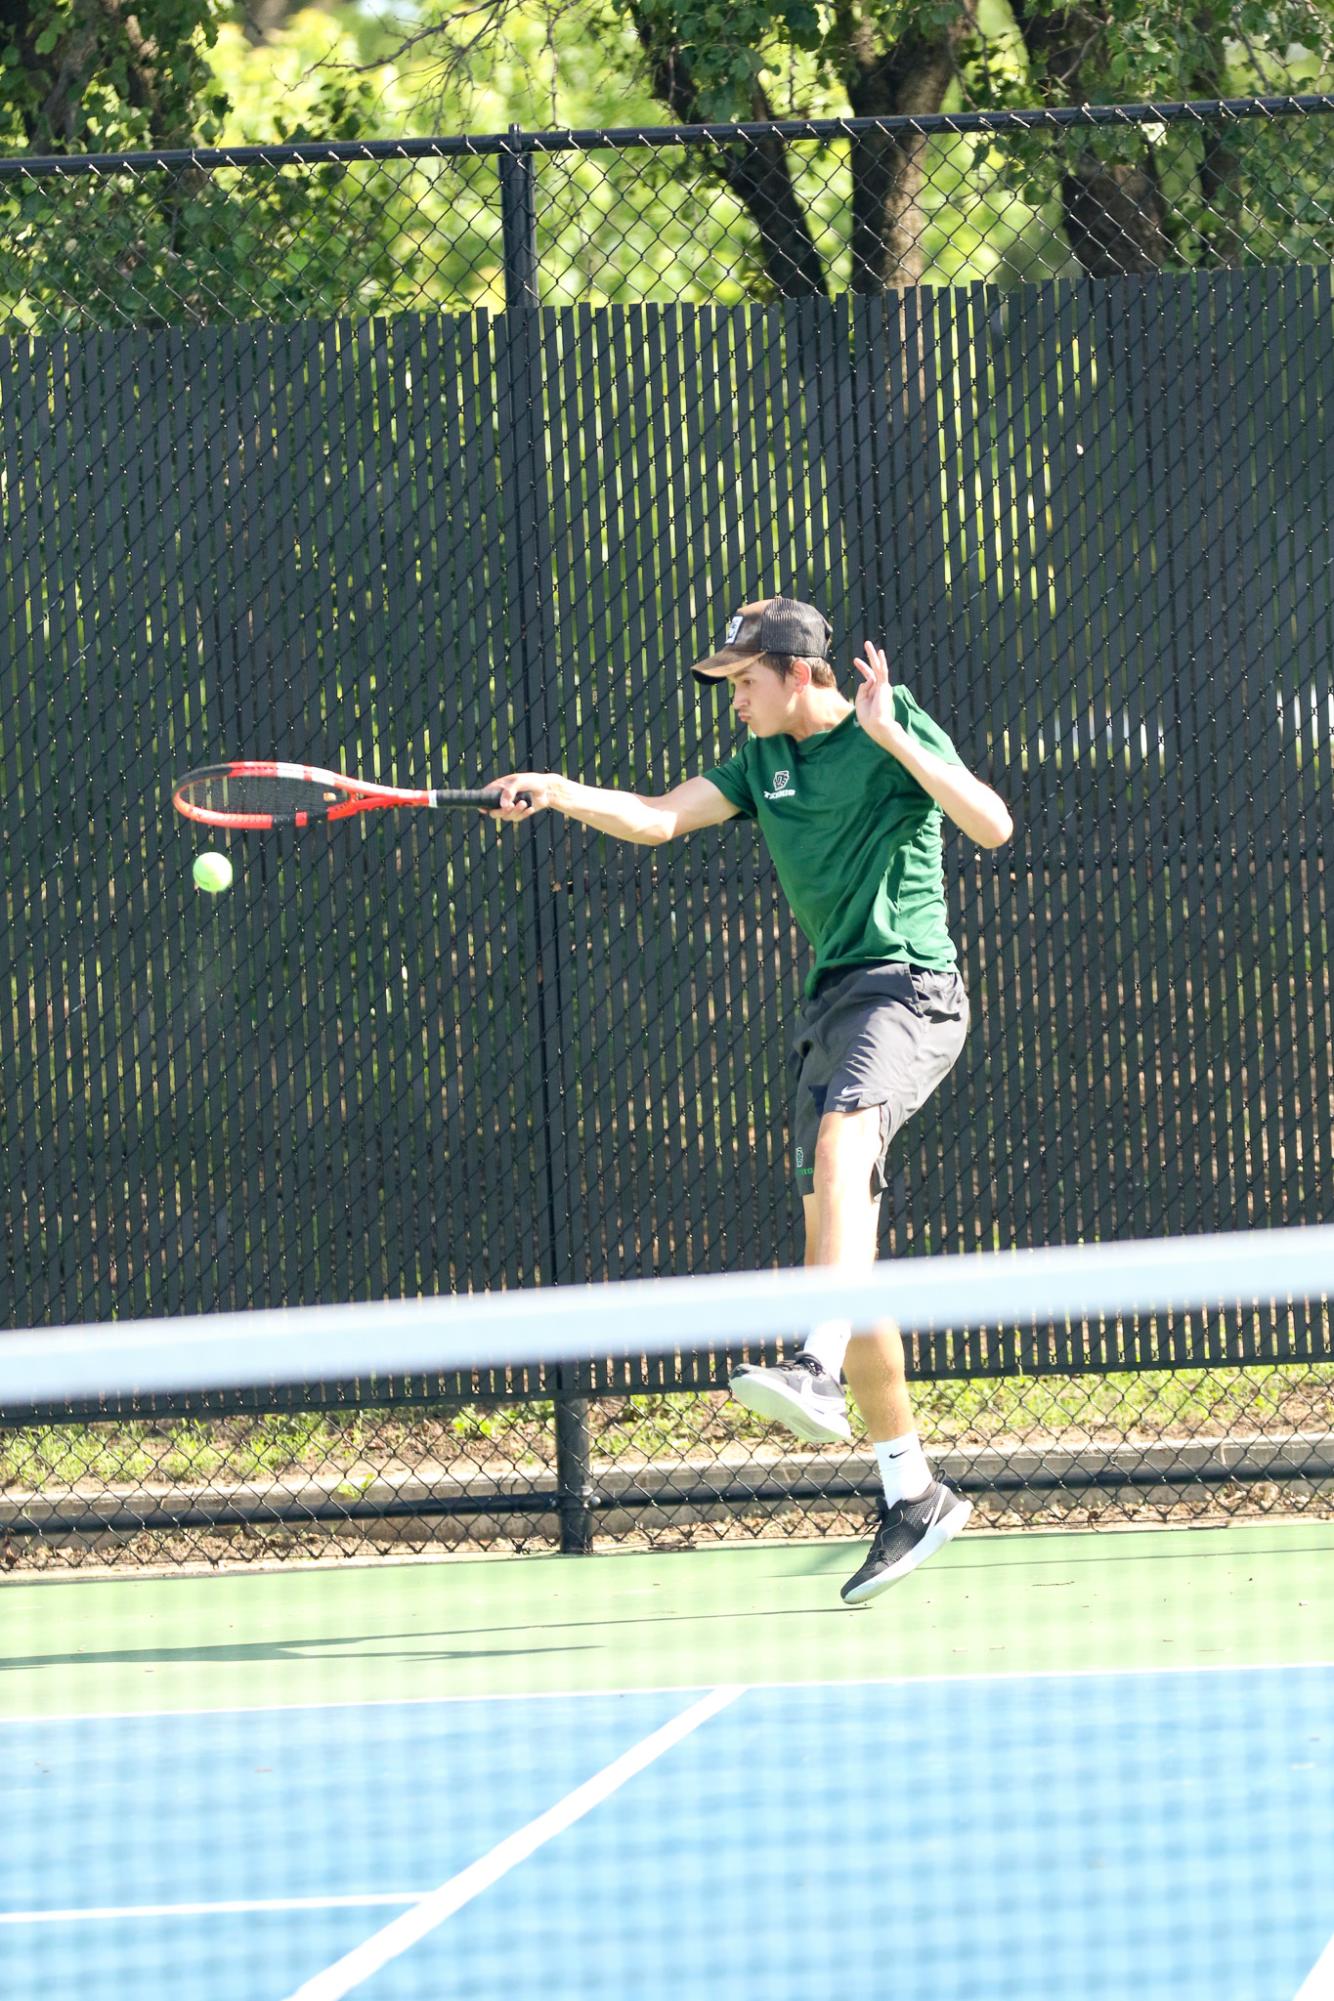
[813,1101,974,1605]
[727,1031,856,1444]
[729,962,974,1600]
[804,1104,914,1437]
[810,967,976,1598]
[726,1107,906,1442]
[725,1176,855,1443]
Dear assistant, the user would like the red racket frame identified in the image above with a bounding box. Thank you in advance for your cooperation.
[172,761,507,830]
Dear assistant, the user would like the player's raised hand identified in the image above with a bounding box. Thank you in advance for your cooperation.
[853,641,898,735]
[486,773,559,823]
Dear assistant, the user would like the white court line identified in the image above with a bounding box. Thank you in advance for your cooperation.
[281,1683,745,2001]
[0,1894,422,1926]
[1296,1932,1334,2000]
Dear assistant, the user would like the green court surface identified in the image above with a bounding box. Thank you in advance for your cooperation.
[4,1519,1332,1718]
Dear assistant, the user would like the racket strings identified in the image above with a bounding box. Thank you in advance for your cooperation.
[177,770,351,822]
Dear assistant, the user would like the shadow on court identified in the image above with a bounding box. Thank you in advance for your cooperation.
[0,1636,596,1673]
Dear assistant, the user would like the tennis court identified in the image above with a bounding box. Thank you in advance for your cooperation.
[5,1522,1332,2001]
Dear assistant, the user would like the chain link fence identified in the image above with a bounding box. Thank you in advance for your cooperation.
[3,95,1334,326]
[2,96,1332,1565]
[4,1359,1333,1571]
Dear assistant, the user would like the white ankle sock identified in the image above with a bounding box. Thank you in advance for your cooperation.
[800,1320,852,1377]
[875,1431,931,1505]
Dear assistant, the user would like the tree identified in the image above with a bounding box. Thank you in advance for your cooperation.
[998,5,1247,271]
[0,0,415,326]
[368,0,1334,289]
[232,0,339,48]
[627,0,985,294]
[0,0,227,153]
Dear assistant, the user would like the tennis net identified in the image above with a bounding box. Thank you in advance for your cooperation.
[2,1227,1332,2001]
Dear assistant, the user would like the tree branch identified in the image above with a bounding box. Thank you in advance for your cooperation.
[1010,2,1170,275]
[630,5,827,296]
[0,0,97,149]
[1005,1,1102,99]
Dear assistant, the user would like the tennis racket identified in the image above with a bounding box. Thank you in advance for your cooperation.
[171,761,529,831]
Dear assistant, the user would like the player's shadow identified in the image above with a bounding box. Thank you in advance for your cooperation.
[0,1631,594,1672]
[0,1594,859,1674]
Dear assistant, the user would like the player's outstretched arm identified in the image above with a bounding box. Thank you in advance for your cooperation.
[486,773,739,845]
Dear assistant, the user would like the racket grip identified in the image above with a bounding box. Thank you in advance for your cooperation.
[429,789,534,810]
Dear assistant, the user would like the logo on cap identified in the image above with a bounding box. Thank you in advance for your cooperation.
[724,615,743,644]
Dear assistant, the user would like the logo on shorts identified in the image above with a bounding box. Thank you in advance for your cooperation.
[764,769,794,802]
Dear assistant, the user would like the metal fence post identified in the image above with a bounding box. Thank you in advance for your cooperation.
[497,129,595,1553]
[500,125,540,310]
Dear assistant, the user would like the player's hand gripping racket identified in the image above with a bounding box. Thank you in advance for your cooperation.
[172,762,529,830]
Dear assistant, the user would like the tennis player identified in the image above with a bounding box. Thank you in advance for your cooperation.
[488,597,1013,1603]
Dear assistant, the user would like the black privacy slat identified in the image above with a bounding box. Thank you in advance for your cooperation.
[2,270,1331,1391]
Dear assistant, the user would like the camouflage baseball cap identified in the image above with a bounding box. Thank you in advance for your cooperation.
[689,596,833,684]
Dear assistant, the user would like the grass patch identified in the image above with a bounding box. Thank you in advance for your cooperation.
[2,1363,1331,1496]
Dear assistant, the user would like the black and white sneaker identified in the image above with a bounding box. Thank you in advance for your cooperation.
[841,1481,973,1604]
[728,1354,852,1444]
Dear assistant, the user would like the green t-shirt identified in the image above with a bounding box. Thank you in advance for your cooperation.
[703,692,962,995]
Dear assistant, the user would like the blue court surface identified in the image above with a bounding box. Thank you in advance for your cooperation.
[3,1664,1332,2001]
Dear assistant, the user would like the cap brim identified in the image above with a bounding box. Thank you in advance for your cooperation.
[689,646,752,685]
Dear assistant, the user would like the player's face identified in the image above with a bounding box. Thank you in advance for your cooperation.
[726,660,795,737]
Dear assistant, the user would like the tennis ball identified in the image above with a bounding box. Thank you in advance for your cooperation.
[192,851,233,895]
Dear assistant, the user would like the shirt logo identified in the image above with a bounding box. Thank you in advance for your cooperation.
[763,768,794,802]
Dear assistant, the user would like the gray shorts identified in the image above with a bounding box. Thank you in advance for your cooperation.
[790,962,969,1198]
